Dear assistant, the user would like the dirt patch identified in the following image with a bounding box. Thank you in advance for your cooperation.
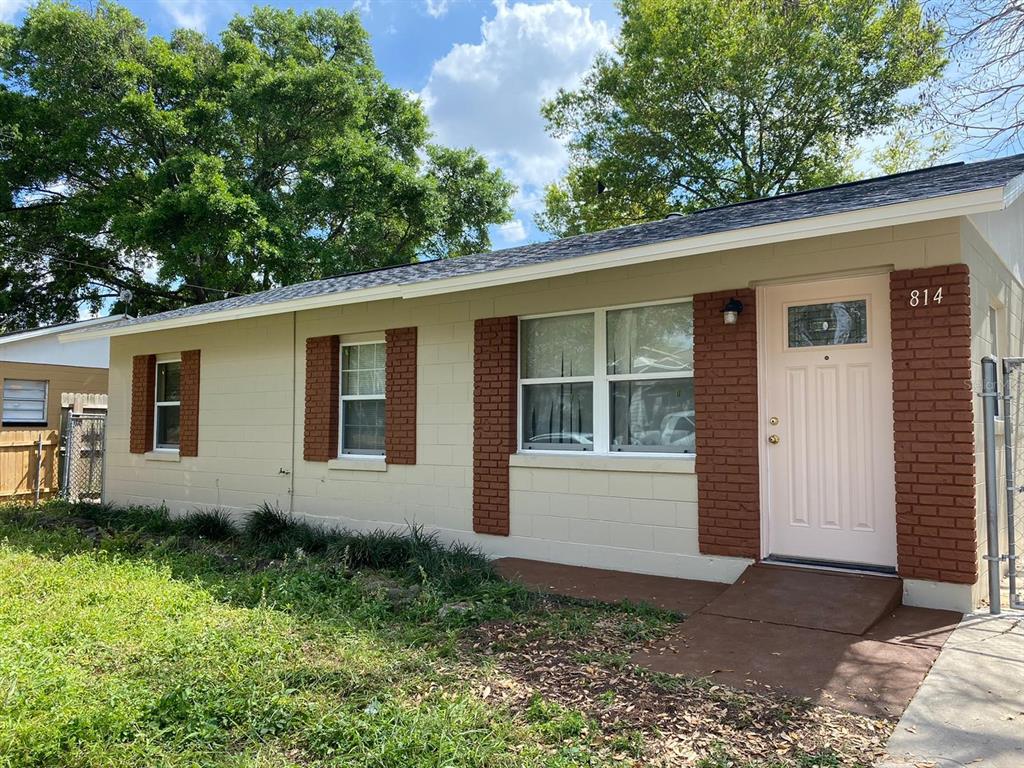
[469,607,891,766]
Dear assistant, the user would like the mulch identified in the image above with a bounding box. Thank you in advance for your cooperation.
[467,606,891,767]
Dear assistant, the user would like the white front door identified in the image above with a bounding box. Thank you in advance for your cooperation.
[760,274,896,568]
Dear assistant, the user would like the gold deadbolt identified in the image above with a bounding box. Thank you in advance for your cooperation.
[768,434,781,445]
[769,416,779,426]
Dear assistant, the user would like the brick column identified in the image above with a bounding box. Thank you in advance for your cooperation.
[385,327,417,465]
[129,354,156,454]
[890,264,976,584]
[304,335,340,462]
[473,316,518,536]
[179,349,201,457]
[693,289,760,558]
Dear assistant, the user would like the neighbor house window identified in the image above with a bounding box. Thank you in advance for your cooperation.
[154,359,181,449]
[340,341,386,455]
[2,379,47,426]
[519,301,695,454]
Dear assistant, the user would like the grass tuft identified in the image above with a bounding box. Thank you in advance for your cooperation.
[243,502,298,544]
[177,508,238,540]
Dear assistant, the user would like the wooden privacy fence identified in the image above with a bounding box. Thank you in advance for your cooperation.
[0,430,60,501]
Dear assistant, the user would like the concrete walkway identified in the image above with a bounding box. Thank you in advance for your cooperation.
[880,613,1024,768]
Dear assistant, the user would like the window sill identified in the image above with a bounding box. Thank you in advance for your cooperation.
[327,456,388,472]
[144,450,180,463]
[510,452,695,474]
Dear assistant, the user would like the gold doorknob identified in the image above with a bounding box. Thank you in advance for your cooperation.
[768,434,780,445]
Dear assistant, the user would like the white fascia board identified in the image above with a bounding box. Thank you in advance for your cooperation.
[2,314,124,346]
[64,186,1007,341]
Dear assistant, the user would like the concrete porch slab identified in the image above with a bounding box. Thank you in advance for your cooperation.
[703,564,903,635]
[493,557,962,719]
[493,557,728,616]
[631,608,960,719]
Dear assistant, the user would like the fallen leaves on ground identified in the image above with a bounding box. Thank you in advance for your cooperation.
[467,606,891,767]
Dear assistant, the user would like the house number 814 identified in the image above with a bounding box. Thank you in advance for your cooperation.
[909,287,943,307]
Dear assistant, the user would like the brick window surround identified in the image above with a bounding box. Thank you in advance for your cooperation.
[179,349,201,457]
[129,354,156,454]
[891,264,976,584]
[693,289,760,558]
[304,335,340,462]
[473,316,518,536]
[385,327,417,465]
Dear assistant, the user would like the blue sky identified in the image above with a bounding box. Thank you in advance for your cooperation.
[0,0,625,250]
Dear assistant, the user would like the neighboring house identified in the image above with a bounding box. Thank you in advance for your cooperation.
[0,316,115,432]
[68,155,1024,613]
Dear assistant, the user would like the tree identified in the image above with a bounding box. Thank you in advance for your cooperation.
[536,0,946,237]
[0,2,515,330]
[930,1,1024,150]
[871,126,952,176]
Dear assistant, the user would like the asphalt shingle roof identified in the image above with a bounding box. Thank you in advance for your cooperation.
[106,154,1024,332]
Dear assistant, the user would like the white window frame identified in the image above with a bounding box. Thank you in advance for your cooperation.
[154,356,181,451]
[518,298,695,457]
[2,378,48,426]
[338,339,386,457]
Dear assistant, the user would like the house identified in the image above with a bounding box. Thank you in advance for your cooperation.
[0,316,115,432]
[67,155,1024,613]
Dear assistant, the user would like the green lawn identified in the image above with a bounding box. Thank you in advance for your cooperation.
[0,502,887,767]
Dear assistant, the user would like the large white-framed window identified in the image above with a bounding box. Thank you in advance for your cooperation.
[2,379,48,426]
[154,358,181,450]
[519,299,695,455]
[339,340,386,456]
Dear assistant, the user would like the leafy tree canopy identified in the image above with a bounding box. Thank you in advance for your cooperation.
[0,1,515,330]
[537,0,946,237]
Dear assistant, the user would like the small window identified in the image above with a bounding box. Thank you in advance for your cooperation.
[787,300,868,348]
[340,342,386,455]
[154,360,181,449]
[2,379,47,425]
[520,314,595,450]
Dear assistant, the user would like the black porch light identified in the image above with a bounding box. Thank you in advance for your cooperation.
[722,297,744,325]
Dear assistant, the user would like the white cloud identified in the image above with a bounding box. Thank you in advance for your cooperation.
[425,0,449,18]
[0,0,27,23]
[495,218,528,245]
[157,0,208,32]
[352,0,371,15]
[421,0,612,204]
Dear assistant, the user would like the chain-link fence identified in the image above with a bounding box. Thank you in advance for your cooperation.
[61,412,105,503]
[1000,359,1024,610]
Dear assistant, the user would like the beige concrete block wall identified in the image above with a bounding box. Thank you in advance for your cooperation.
[963,207,1024,609]
[107,219,966,592]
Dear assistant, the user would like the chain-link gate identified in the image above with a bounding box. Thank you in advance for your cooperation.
[61,412,106,502]
[1000,358,1024,610]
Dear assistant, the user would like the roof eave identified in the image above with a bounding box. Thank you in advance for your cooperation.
[63,185,1010,342]
[2,314,126,346]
